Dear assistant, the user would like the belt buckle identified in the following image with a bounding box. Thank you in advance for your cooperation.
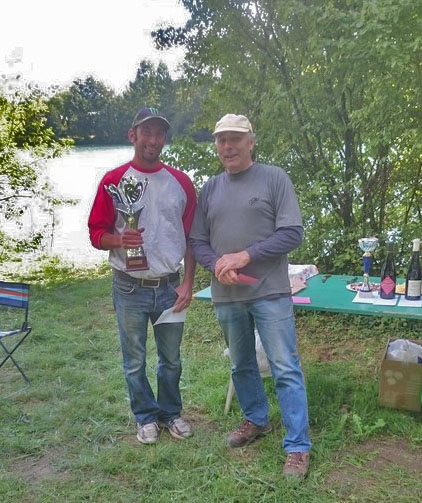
[142,278,160,288]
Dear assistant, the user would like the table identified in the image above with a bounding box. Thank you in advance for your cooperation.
[194,274,422,321]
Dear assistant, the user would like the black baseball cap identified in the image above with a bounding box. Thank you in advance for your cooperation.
[131,107,170,130]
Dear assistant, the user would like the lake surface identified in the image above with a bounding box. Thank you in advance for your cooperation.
[46,145,134,265]
[47,145,133,264]
[3,143,197,270]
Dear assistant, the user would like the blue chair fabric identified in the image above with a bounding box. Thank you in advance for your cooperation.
[0,281,32,383]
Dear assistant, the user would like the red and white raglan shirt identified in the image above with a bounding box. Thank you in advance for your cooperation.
[88,161,197,279]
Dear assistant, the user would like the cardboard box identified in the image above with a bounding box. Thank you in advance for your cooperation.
[378,338,422,412]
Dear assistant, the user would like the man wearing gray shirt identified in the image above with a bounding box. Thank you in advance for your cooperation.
[189,114,311,477]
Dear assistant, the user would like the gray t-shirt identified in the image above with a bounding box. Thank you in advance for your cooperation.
[190,163,303,302]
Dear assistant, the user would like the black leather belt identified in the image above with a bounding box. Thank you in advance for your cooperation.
[114,270,179,288]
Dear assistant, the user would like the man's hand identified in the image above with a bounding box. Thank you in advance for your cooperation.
[120,227,144,249]
[217,269,240,285]
[215,251,251,283]
[172,280,193,313]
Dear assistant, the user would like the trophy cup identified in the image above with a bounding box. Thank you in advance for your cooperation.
[358,237,379,297]
[105,176,149,271]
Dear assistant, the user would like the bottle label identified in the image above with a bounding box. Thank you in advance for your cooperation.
[407,280,422,297]
[381,276,395,295]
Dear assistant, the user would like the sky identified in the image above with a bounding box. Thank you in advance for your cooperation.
[0,0,188,93]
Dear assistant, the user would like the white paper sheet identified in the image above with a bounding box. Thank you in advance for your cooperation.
[372,294,399,306]
[397,296,422,308]
[352,292,376,303]
[153,307,187,325]
[353,292,400,306]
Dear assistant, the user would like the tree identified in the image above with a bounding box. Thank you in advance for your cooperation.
[46,61,195,144]
[47,76,117,143]
[0,89,71,262]
[121,60,178,135]
[154,0,422,272]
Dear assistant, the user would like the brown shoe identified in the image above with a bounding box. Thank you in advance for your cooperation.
[282,452,310,477]
[227,420,272,448]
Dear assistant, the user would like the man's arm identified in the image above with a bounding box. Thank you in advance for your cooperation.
[189,238,219,272]
[88,174,120,250]
[215,226,303,283]
[173,240,196,312]
[88,169,146,252]
[245,225,303,261]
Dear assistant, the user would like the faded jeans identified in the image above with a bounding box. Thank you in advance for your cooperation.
[112,272,184,425]
[215,296,311,453]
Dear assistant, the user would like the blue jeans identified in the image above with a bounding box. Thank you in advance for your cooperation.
[215,296,311,453]
[112,272,184,425]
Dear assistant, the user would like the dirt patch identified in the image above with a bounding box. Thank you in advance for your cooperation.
[10,448,67,484]
[308,340,370,362]
[327,437,422,498]
[185,410,222,433]
[361,437,422,473]
[226,443,261,462]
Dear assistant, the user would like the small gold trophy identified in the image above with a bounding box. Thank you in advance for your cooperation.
[105,176,149,271]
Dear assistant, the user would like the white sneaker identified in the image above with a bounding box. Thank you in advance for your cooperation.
[137,422,159,444]
[166,417,193,440]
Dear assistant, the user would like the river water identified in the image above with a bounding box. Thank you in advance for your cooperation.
[47,145,135,264]
[1,145,135,268]
[3,143,200,271]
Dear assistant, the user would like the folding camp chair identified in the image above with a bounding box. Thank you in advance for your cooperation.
[0,281,32,383]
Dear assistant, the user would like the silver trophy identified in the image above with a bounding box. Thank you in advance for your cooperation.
[105,176,149,271]
[358,237,379,296]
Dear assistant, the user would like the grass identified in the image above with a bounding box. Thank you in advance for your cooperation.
[1,268,421,502]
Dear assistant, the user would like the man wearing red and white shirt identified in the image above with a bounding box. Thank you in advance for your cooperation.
[89,108,196,444]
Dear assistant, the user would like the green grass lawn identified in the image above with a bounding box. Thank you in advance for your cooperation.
[1,269,421,502]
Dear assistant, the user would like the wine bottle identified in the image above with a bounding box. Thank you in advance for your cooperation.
[405,238,422,300]
[380,242,396,299]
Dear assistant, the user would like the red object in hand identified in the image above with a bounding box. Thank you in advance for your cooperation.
[237,273,258,284]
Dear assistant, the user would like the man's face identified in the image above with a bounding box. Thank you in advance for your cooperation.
[215,131,254,173]
[129,119,167,165]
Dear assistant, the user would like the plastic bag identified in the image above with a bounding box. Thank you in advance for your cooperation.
[254,330,271,374]
[223,329,271,374]
[386,339,422,364]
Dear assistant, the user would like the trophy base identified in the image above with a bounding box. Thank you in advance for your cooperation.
[359,274,372,294]
[358,290,374,298]
[126,255,149,271]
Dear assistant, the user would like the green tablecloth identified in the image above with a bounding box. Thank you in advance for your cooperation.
[194,274,422,320]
